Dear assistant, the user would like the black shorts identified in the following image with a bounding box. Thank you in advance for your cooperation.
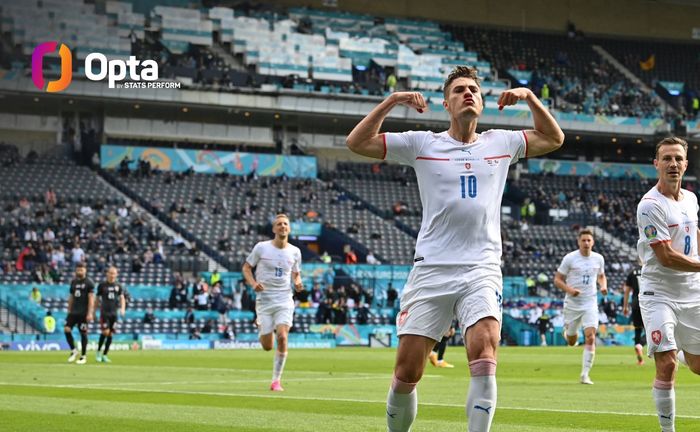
[65,314,88,332]
[631,304,643,328]
[100,314,118,332]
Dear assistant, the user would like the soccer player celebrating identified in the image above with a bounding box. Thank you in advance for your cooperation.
[346,66,564,431]
[242,214,303,392]
[622,260,645,365]
[553,229,607,385]
[65,262,95,364]
[95,266,125,363]
[636,136,700,432]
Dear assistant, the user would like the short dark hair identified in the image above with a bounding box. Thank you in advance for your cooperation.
[75,262,86,269]
[443,66,481,99]
[655,136,688,159]
[578,229,594,238]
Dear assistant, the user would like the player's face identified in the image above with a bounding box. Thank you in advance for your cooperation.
[578,234,594,253]
[106,268,117,282]
[443,77,483,118]
[654,144,688,183]
[272,217,290,238]
[75,266,86,279]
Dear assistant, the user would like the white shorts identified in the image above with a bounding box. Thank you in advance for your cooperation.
[256,300,294,335]
[563,307,598,337]
[640,299,700,357]
[396,264,503,342]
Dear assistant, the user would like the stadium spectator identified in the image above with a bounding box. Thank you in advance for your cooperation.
[386,283,398,309]
[44,188,57,206]
[29,286,41,304]
[366,250,381,265]
[43,310,56,334]
[143,307,155,324]
[343,245,358,264]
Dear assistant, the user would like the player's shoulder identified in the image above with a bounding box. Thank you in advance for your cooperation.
[591,251,605,261]
[563,250,579,260]
[681,187,698,204]
[480,129,522,141]
[254,239,273,250]
[288,243,302,255]
[637,189,664,211]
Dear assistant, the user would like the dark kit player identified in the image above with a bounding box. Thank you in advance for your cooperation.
[65,262,95,365]
[95,266,126,363]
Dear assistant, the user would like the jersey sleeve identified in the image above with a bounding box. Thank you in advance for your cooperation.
[637,198,670,245]
[556,254,570,275]
[598,254,605,275]
[500,130,528,164]
[625,271,635,286]
[292,248,302,273]
[384,131,427,166]
[246,243,261,267]
[86,279,95,294]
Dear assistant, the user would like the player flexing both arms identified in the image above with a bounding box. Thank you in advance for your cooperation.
[554,229,607,384]
[95,266,125,363]
[243,214,303,392]
[65,262,95,364]
[636,137,700,432]
[347,66,564,431]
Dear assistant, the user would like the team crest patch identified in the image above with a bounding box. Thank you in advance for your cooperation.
[651,330,662,345]
[398,310,408,326]
[644,225,658,240]
[465,163,471,169]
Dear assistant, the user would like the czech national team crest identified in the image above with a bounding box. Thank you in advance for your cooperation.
[398,310,408,326]
[651,330,662,345]
[465,163,471,169]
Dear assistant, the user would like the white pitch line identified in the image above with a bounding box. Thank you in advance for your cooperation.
[58,375,395,387]
[1,382,699,420]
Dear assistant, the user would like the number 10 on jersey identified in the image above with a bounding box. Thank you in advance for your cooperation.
[460,175,477,198]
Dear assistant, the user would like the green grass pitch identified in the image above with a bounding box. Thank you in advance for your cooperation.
[1,346,698,431]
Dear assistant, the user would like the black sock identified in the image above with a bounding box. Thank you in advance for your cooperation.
[65,331,75,350]
[634,327,643,346]
[98,334,105,352]
[104,336,112,355]
[437,336,448,361]
[80,333,88,356]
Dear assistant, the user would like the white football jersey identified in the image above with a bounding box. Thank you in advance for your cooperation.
[637,186,700,303]
[557,250,605,311]
[246,240,302,304]
[384,129,527,266]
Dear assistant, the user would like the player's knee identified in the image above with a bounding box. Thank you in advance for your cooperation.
[395,366,423,384]
[656,355,677,377]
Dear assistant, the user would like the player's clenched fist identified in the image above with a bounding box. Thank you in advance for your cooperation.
[392,91,428,113]
[497,87,533,110]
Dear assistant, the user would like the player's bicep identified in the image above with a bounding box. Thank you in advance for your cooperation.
[554,271,566,285]
[348,134,386,160]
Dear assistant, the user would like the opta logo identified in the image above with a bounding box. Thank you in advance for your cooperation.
[32,41,72,92]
